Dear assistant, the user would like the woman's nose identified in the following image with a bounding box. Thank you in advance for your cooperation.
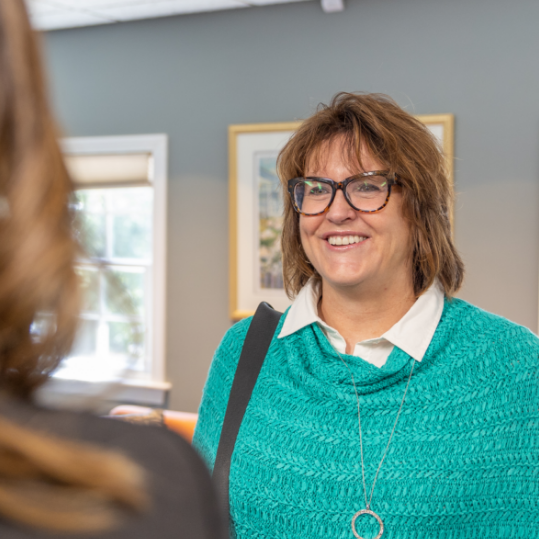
[326,189,356,223]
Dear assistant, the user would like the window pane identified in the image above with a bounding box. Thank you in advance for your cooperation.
[109,321,144,359]
[76,268,100,313]
[71,320,98,356]
[78,212,106,258]
[73,190,107,258]
[75,190,105,213]
[112,214,152,259]
[110,187,152,260]
[110,187,152,213]
[104,269,145,317]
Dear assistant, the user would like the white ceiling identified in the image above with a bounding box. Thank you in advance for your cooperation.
[25,0,314,31]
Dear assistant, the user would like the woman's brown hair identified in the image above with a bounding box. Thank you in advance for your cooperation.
[278,92,464,298]
[0,0,147,532]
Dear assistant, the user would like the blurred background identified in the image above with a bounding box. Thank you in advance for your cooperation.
[27,0,539,412]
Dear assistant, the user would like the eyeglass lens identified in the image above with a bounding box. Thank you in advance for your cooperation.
[294,176,391,214]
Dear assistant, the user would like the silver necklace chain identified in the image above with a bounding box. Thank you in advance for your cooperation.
[335,350,416,510]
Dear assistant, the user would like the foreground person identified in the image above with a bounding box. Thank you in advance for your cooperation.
[0,2,225,538]
[194,92,539,538]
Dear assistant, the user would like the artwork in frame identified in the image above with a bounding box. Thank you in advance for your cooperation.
[229,114,454,320]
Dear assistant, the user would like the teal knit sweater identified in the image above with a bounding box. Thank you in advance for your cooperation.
[193,298,539,538]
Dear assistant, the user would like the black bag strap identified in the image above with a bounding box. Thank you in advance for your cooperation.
[212,301,282,520]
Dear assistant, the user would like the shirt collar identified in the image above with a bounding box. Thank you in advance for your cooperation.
[278,279,321,339]
[278,279,445,363]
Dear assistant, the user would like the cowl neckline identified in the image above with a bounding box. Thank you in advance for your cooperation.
[282,322,416,398]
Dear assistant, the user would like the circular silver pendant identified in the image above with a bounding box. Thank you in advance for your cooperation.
[351,508,384,539]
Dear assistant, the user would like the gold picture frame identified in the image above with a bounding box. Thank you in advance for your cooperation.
[229,114,454,320]
[229,122,301,320]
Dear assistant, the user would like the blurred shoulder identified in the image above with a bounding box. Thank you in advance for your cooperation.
[0,398,212,490]
[0,399,225,539]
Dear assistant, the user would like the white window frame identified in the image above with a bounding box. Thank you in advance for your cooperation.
[41,134,169,407]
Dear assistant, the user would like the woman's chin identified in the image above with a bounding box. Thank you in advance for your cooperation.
[322,273,372,291]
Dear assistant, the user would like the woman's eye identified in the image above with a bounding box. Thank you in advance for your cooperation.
[354,181,382,193]
[305,182,330,195]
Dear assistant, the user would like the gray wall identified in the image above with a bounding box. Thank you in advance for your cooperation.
[43,0,539,412]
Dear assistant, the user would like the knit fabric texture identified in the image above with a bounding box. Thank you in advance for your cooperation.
[193,298,539,538]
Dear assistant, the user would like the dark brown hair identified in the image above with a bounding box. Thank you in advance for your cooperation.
[0,0,147,532]
[278,92,464,298]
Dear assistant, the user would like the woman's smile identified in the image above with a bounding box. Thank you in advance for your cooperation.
[324,232,369,248]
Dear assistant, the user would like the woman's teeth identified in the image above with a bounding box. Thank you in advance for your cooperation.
[328,235,367,246]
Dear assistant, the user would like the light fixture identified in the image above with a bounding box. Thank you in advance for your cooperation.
[321,0,345,13]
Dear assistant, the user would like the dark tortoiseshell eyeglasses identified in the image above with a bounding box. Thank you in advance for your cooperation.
[287,170,399,216]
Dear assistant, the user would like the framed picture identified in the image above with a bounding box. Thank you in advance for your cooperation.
[229,114,454,320]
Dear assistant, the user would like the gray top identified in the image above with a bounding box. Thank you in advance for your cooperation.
[0,397,226,539]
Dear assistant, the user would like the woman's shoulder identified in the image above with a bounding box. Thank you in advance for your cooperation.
[445,297,539,344]
[443,298,539,380]
[192,317,254,465]
[193,310,287,468]
[0,399,225,539]
[221,315,253,353]
[205,316,254,385]
[203,309,286,394]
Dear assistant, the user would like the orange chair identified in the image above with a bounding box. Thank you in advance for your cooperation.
[109,405,198,442]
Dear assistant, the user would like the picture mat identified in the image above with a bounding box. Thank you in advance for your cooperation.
[236,131,294,315]
[426,123,444,145]
[255,152,283,292]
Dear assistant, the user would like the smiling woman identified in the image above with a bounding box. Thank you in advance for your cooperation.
[194,92,539,538]
[280,93,462,304]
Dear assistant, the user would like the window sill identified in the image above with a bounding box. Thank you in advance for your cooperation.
[36,377,172,410]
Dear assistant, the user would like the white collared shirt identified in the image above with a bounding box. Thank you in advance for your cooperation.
[278,280,445,368]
